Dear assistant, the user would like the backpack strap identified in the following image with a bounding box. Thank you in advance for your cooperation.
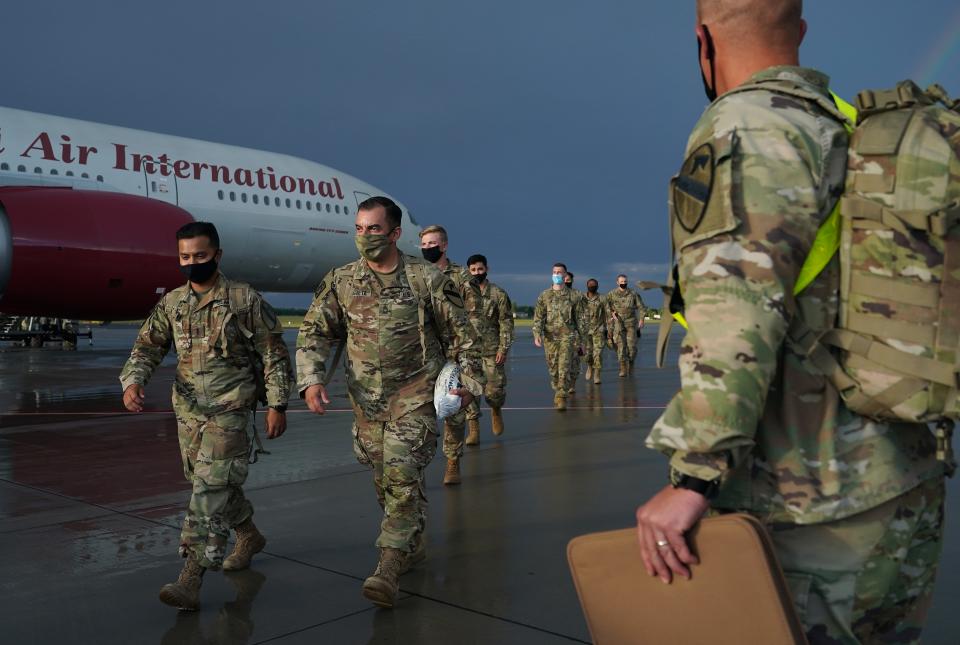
[402,257,438,364]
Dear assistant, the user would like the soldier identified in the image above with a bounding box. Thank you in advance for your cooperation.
[564,272,584,393]
[581,278,606,385]
[533,263,585,411]
[635,2,946,642]
[606,274,646,377]
[120,221,292,611]
[464,254,515,443]
[418,224,482,485]
[297,197,483,608]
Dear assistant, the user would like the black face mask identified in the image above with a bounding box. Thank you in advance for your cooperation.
[471,272,487,286]
[564,282,573,289]
[698,24,717,102]
[421,246,443,263]
[180,257,219,283]
[587,285,598,294]
[618,283,627,290]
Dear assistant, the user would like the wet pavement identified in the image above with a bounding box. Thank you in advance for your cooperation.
[0,327,957,644]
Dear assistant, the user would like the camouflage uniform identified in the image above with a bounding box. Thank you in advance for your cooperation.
[533,287,586,398]
[646,67,945,643]
[605,286,645,365]
[436,261,482,461]
[465,280,515,420]
[581,292,607,376]
[120,274,292,569]
[566,287,585,388]
[296,254,483,552]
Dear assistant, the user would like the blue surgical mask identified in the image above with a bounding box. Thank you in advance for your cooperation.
[552,274,564,285]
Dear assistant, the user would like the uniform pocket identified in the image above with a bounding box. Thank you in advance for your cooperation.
[194,419,250,486]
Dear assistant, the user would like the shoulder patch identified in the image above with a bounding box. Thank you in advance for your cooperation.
[260,300,280,331]
[673,142,715,234]
[443,284,465,309]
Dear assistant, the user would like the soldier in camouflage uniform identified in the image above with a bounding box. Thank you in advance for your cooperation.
[581,279,606,385]
[418,224,483,485]
[120,221,292,611]
[533,263,586,411]
[464,254,515,443]
[605,274,646,377]
[297,197,483,608]
[635,3,946,643]
[564,272,584,393]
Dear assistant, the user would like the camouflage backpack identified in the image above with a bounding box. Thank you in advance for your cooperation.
[789,81,960,466]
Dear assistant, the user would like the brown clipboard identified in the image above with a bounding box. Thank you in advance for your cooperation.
[567,514,808,645]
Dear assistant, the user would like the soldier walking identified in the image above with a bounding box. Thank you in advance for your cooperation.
[581,279,606,385]
[606,274,646,377]
[297,197,483,608]
[463,253,515,443]
[120,221,292,611]
[564,272,585,393]
[533,263,585,411]
[418,224,482,485]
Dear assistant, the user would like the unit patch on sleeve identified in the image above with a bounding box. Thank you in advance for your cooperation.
[443,284,465,309]
[672,142,715,234]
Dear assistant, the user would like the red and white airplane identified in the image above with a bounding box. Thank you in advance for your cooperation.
[0,105,422,320]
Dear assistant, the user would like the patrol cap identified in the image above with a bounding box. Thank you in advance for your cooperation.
[434,361,462,419]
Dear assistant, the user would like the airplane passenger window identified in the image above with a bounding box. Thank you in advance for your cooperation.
[34,167,42,174]
[316,202,322,211]
[253,195,259,204]
[97,175,104,182]
[344,206,350,215]
[306,201,312,211]
[82,172,89,178]
[241,193,248,203]
[285,198,291,208]
[17,165,25,172]
[296,199,301,209]
[335,205,340,214]
[230,192,236,201]
[326,203,331,213]
[274,197,280,206]
[151,181,157,192]
[265,194,270,204]
[66,170,74,176]
[0,163,9,170]
[50,169,59,175]
[218,190,224,200]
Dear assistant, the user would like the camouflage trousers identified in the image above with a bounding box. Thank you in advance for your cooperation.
[463,355,508,421]
[611,316,638,363]
[543,335,576,395]
[352,402,438,552]
[583,328,605,373]
[175,397,253,570]
[769,477,945,645]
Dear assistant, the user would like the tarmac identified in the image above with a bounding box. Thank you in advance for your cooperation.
[0,326,957,644]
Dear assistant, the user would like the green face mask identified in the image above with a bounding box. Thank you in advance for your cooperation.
[355,231,395,262]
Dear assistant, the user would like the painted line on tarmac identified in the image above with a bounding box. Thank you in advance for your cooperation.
[1,405,668,416]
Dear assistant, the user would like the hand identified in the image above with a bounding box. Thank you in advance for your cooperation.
[534,337,542,348]
[265,408,287,439]
[123,384,145,412]
[495,351,506,365]
[635,485,710,584]
[451,388,475,410]
[304,384,331,415]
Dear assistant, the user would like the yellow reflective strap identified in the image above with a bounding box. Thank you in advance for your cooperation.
[794,200,841,295]
[672,311,689,330]
[830,91,858,133]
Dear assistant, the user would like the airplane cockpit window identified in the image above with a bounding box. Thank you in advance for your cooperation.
[218,190,224,200]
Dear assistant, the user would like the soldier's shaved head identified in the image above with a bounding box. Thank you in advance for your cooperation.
[697,0,803,50]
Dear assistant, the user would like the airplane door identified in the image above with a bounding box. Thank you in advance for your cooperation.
[354,191,371,207]
[145,162,179,205]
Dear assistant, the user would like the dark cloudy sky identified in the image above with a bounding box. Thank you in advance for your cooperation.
[2,1,958,307]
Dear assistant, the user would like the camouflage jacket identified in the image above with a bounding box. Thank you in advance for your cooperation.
[533,286,586,343]
[119,274,292,412]
[582,292,607,334]
[646,66,942,524]
[476,280,515,356]
[605,287,646,322]
[296,254,484,422]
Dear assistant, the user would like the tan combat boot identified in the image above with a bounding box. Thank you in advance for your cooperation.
[159,557,205,611]
[585,366,592,381]
[619,361,627,377]
[443,458,461,485]
[554,394,567,411]
[222,518,267,571]
[491,407,504,436]
[465,418,480,446]
[362,548,407,608]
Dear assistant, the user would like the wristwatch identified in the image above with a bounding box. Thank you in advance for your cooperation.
[269,405,287,413]
[672,473,720,500]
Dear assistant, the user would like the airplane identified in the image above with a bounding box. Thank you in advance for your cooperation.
[0,105,423,320]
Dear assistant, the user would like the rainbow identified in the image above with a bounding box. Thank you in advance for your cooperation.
[913,6,960,91]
